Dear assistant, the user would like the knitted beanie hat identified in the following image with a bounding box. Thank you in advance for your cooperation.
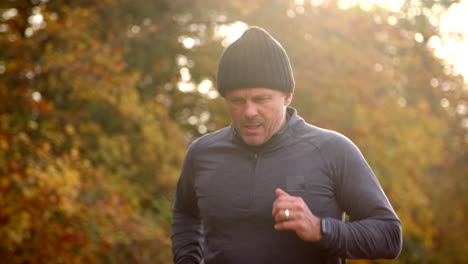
[216,26,295,97]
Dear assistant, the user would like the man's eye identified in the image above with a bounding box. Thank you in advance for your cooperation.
[255,97,270,103]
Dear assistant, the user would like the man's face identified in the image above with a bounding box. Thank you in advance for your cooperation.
[225,88,293,146]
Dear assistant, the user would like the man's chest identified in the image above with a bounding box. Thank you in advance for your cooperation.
[193,148,340,221]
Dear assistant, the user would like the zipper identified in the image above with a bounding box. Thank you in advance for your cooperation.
[248,152,260,211]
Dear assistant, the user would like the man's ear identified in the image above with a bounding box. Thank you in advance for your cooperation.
[284,93,293,106]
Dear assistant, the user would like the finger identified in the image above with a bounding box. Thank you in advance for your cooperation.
[272,195,297,211]
[273,208,294,223]
[272,192,299,215]
[271,196,304,215]
[275,188,289,197]
[274,219,299,231]
[272,199,301,217]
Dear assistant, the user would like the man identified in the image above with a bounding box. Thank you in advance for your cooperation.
[172,26,402,264]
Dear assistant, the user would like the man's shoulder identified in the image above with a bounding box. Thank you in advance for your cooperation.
[292,121,362,163]
[190,126,233,151]
[293,121,351,148]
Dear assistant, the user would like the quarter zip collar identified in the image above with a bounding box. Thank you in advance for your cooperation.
[230,107,300,153]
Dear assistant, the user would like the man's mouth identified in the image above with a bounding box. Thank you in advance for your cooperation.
[243,124,262,133]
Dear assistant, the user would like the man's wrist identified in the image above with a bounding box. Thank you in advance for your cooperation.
[320,217,331,240]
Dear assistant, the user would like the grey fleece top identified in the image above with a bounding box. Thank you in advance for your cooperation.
[172,107,402,264]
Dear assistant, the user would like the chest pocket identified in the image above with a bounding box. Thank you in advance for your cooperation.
[285,172,338,217]
[286,174,306,192]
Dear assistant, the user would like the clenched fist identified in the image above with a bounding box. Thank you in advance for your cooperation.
[272,188,323,242]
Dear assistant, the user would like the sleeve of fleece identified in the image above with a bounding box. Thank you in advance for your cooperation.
[319,134,402,259]
[171,145,204,264]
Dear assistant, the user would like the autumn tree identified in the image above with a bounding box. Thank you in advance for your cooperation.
[1,0,186,263]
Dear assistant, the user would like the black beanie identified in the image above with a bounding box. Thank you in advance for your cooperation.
[216,26,295,97]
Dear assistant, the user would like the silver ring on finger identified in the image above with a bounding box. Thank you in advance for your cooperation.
[285,209,290,221]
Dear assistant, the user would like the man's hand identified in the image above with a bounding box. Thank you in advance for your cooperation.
[272,188,323,242]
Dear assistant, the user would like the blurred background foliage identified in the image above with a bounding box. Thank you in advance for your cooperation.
[0,0,466,263]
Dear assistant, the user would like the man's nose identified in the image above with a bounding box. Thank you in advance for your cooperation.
[244,101,258,119]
